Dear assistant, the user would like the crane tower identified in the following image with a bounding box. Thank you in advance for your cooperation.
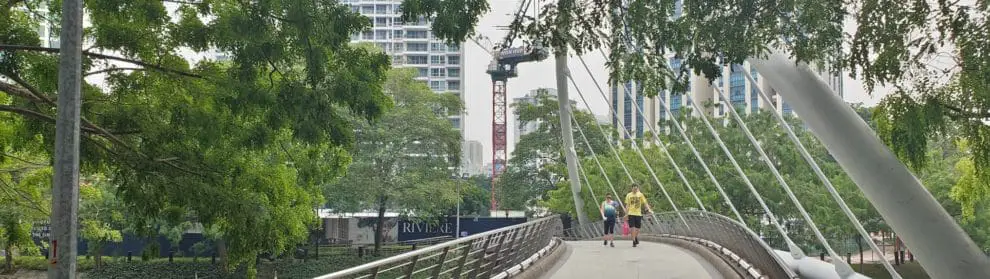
[486,44,549,211]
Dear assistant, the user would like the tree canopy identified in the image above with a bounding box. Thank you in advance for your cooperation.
[533,107,881,253]
[325,68,462,253]
[399,0,990,227]
[497,90,612,210]
[1,0,393,269]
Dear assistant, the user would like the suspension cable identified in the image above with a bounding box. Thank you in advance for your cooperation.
[576,49,801,251]
[566,66,689,228]
[600,0,718,214]
[713,83,845,261]
[576,158,599,204]
[738,66,900,278]
[571,114,628,212]
[608,0,804,254]
[612,85,708,212]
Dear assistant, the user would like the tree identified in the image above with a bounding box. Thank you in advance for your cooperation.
[326,68,462,254]
[499,91,612,210]
[78,175,124,269]
[2,0,393,272]
[447,174,492,217]
[0,116,48,272]
[540,107,881,253]
[402,0,976,100]
[403,0,989,222]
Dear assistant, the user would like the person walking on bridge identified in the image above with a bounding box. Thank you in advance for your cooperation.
[600,193,621,247]
[624,185,651,247]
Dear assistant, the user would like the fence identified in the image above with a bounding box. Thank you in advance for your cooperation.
[314,216,562,279]
[289,235,456,261]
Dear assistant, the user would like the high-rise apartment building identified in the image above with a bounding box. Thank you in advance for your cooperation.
[342,0,466,136]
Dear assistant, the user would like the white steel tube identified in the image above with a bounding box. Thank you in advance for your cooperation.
[748,51,990,279]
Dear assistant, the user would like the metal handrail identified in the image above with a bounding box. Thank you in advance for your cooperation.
[314,215,562,279]
[561,211,796,278]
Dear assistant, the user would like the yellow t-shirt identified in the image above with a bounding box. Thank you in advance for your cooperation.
[624,192,647,216]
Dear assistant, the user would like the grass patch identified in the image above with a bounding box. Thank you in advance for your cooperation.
[5,245,419,278]
[259,254,385,279]
[87,261,252,279]
[857,262,929,279]
[13,256,99,272]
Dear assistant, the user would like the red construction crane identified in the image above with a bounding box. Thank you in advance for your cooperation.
[471,37,548,212]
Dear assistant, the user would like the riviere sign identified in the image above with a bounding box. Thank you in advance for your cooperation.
[397,217,526,241]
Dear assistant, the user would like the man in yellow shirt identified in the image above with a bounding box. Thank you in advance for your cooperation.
[624,185,651,247]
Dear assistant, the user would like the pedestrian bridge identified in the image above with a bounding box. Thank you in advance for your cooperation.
[314,211,872,279]
[313,45,990,279]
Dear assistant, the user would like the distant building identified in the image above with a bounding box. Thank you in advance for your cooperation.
[512,88,555,148]
[510,88,577,151]
[341,0,466,140]
[595,114,610,126]
[482,162,493,177]
[609,0,843,139]
[461,140,484,175]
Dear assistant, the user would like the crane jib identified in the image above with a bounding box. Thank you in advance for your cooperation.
[497,47,533,59]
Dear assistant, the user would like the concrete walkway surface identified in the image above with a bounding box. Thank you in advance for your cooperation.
[545,241,725,279]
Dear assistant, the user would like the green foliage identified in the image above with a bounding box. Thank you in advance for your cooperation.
[14,256,99,272]
[265,254,384,279]
[499,91,613,210]
[2,0,395,269]
[449,175,491,217]
[400,0,944,98]
[404,0,990,215]
[867,4,989,209]
[538,109,882,253]
[86,261,241,279]
[79,175,125,260]
[0,138,48,271]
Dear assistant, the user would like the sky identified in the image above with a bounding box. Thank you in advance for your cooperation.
[464,1,899,164]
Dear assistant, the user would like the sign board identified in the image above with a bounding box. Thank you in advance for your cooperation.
[397,217,527,241]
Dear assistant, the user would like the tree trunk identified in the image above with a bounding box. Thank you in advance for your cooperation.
[94,242,103,269]
[374,195,388,256]
[95,251,102,269]
[856,236,863,271]
[218,239,229,270]
[4,246,13,273]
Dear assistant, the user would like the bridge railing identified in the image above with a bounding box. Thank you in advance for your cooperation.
[562,210,795,278]
[314,216,562,279]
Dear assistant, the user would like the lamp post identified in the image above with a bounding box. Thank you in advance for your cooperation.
[451,173,462,238]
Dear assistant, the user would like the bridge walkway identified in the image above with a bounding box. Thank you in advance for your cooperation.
[546,241,725,279]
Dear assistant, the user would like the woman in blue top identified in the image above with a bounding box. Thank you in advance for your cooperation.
[600,193,621,247]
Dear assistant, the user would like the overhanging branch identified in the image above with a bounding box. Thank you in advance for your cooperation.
[0,80,43,102]
[936,100,990,119]
[0,44,204,79]
[84,67,150,77]
[0,152,48,166]
[0,105,101,133]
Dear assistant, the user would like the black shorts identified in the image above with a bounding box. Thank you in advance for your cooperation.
[603,218,616,235]
[628,215,643,228]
